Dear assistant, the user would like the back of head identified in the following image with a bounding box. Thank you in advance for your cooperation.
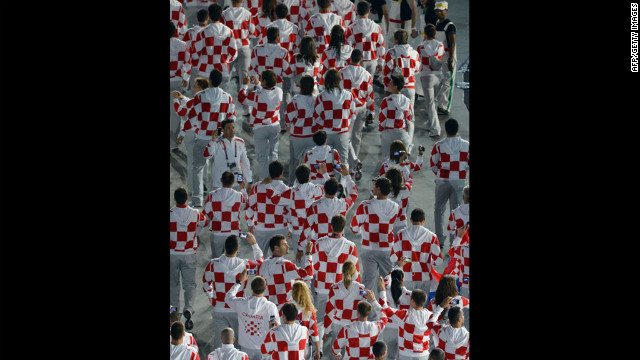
[209,69,223,87]
[385,167,403,198]
[268,160,284,179]
[372,341,387,358]
[269,234,286,252]
[434,274,458,306]
[251,276,267,295]
[324,177,339,196]
[224,235,239,255]
[282,302,298,321]
[208,3,223,22]
[324,69,341,91]
[410,289,427,308]
[350,48,363,64]
[295,164,311,184]
[390,74,405,91]
[170,20,176,38]
[174,187,188,205]
[221,327,235,344]
[428,348,445,360]
[389,140,406,161]
[329,25,346,48]
[341,260,356,289]
[410,208,426,223]
[330,214,347,234]
[292,280,316,315]
[390,268,404,307]
[444,118,459,136]
[318,0,331,10]
[196,8,209,23]
[171,321,185,341]
[299,74,315,96]
[312,130,327,146]
[262,0,278,20]
[261,69,278,88]
[194,77,210,91]
[275,3,288,19]
[424,23,437,39]
[357,1,370,16]
[448,306,462,326]
[357,300,372,318]
[394,29,408,45]
[298,36,318,65]
[374,177,392,196]
[221,170,235,187]
[266,26,280,43]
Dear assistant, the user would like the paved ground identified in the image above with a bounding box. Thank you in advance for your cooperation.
[169,1,469,358]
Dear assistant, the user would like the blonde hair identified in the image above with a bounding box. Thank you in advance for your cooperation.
[292,281,316,320]
[342,260,357,289]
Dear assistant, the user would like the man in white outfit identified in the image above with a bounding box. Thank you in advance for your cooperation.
[170,322,200,360]
[203,118,253,190]
[207,328,250,360]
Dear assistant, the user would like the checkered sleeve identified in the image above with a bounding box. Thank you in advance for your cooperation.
[245,182,258,227]
[430,143,441,176]
[361,73,374,115]
[202,139,215,159]
[389,232,402,264]
[284,256,313,283]
[248,47,259,79]
[298,205,316,251]
[349,202,365,235]
[260,330,276,356]
[378,291,407,325]
[350,244,361,283]
[237,85,256,108]
[383,51,394,87]
[323,286,337,333]
[376,27,386,66]
[225,29,239,64]
[202,261,216,304]
[378,97,388,132]
[343,176,358,211]
[331,326,348,357]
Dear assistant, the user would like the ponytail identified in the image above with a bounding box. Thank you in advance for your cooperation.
[390,269,404,307]
[342,260,356,289]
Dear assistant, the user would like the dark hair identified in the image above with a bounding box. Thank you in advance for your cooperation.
[208,3,223,22]
[434,275,459,308]
[261,0,277,21]
[221,118,235,131]
[299,75,315,96]
[356,1,370,16]
[394,29,408,45]
[324,69,341,91]
[327,25,346,60]
[389,269,404,307]
[390,74,405,91]
[350,48,363,64]
[170,321,185,340]
[275,3,288,19]
[174,187,188,205]
[196,9,209,23]
[261,69,277,88]
[170,20,176,38]
[312,130,327,146]
[411,208,426,223]
[444,118,459,135]
[282,302,298,321]
[296,36,318,66]
[357,300,372,317]
[266,26,280,43]
[268,160,284,178]
[317,0,331,10]
[224,235,239,255]
[389,140,407,162]
[209,69,223,87]
[221,171,236,187]
[295,164,311,184]
[324,177,339,196]
[424,23,436,39]
[428,348,445,360]
[374,177,392,196]
[448,306,462,325]
[251,276,266,294]
[330,214,347,233]
[411,289,427,308]
[372,341,387,358]
[269,234,286,252]
[385,167,403,198]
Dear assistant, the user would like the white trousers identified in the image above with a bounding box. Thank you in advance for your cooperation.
[254,124,281,179]
[169,253,197,315]
[420,74,442,135]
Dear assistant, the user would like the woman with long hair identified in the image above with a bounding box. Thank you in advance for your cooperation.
[377,269,412,360]
[251,0,277,45]
[378,140,424,189]
[425,274,470,348]
[318,25,353,90]
[290,36,320,95]
[384,167,412,232]
[290,281,321,360]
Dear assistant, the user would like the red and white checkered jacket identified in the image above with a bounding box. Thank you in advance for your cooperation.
[207,344,249,360]
[280,0,310,35]
[173,96,199,137]
[378,93,413,131]
[248,43,293,86]
[170,205,209,255]
[258,255,314,307]
[261,323,309,360]
[383,44,421,90]
[192,22,238,79]
[350,198,401,250]
[298,177,358,250]
[379,269,412,329]
[279,299,320,343]
[301,0,315,10]
[330,0,357,28]
[225,283,281,350]
[427,305,470,359]
[171,343,200,360]
[182,25,207,70]
[323,280,367,334]
[387,186,411,227]
[187,87,237,140]
[251,13,275,44]
[443,232,470,288]
[390,225,443,282]
[339,64,374,115]
[305,12,346,55]
[245,180,290,230]
[181,0,214,8]
[170,0,187,38]
[289,55,320,94]
[285,94,318,138]
[417,38,445,75]
[243,0,262,16]
[346,18,386,64]
[202,187,249,235]
[379,291,433,357]
[170,37,191,83]
[202,244,264,312]
[313,88,357,135]
[238,84,283,129]
[259,19,300,59]
[312,234,361,295]
[430,137,470,180]
[379,157,424,188]
[221,6,256,48]
[272,182,325,234]
[425,295,470,322]
[303,145,342,184]
[331,302,388,360]
[447,203,469,238]
[318,44,352,89]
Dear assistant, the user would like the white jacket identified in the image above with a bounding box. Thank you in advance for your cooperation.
[225,283,281,350]
[207,343,249,360]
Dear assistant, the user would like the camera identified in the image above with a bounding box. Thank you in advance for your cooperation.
[170,306,177,312]
[217,127,222,136]
[450,298,460,305]
[418,145,425,152]
[360,290,367,296]
[393,150,406,156]
[269,315,276,326]
[237,174,243,183]
[239,232,247,239]
[313,164,319,169]
[334,164,341,170]
[247,269,257,275]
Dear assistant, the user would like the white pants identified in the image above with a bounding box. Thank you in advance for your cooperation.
[437,58,457,112]
[326,132,350,171]
[254,124,281,179]
[170,80,184,149]
[191,138,211,206]
[169,253,198,315]
[313,292,330,350]
[230,47,252,116]
[434,179,466,247]
[348,108,367,169]
[382,326,399,360]
[359,248,393,319]
[420,74,442,135]
[288,136,316,185]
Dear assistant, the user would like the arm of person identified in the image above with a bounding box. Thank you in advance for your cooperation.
[409,0,419,37]
[224,279,247,312]
[447,32,456,71]
[202,262,216,306]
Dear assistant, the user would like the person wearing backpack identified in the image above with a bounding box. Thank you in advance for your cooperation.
[434,1,457,116]
[417,23,445,137]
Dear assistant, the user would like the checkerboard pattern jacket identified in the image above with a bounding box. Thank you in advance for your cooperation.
[430,137,470,180]
[387,185,412,227]
[379,269,413,329]
[379,291,433,357]
[346,18,386,65]
[181,25,206,71]
[170,0,187,38]
[323,280,367,334]
[272,182,325,234]
[245,180,290,230]
[281,0,311,35]
[238,84,283,129]
[382,44,421,90]
[285,94,318,138]
[202,244,264,312]
[170,204,209,255]
[243,0,262,16]
[443,232,470,288]
[390,225,443,282]
[258,255,314,308]
[313,88,358,135]
[192,22,238,80]
[447,203,469,238]
[312,234,361,294]
[339,65,374,115]
[202,187,249,235]
[318,44,353,89]
[331,302,388,360]
[379,157,424,188]
[417,38,445,75]
[261,323,309,360]
[330,0,357,28]
[173,96,199,137]
[170,37,191,83]
[289,55,320,94]
[305,12,346,55]
[187,87,237,140]
[350,198,401,250]
[259,19,300,59]
[427,305,470,359]
[303,145,342,184]
[221,6,255,48]
[378,93,413,131]
[248,43,293,86]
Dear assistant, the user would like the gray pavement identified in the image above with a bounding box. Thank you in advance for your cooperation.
[169,1,468,358]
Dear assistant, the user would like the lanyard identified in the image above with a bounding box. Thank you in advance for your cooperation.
[221,137,237,162]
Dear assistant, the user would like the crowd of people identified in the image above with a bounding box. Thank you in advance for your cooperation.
[169,0,469,359]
